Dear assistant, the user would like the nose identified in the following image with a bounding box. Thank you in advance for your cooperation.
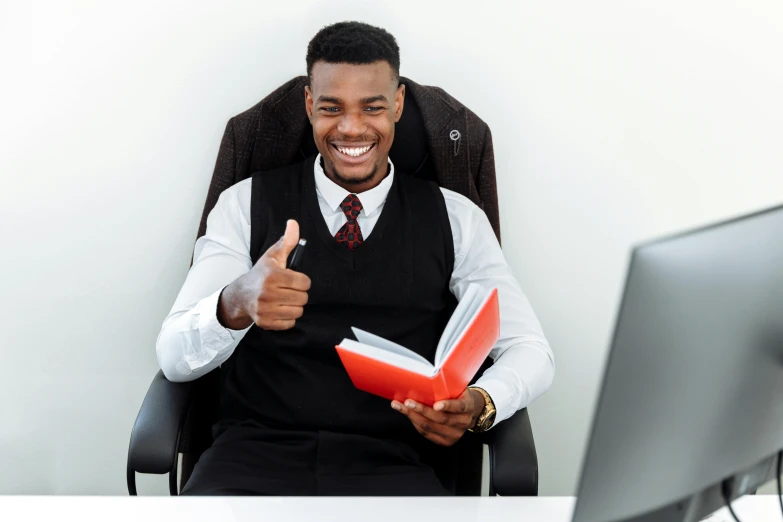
[337,111,366,137]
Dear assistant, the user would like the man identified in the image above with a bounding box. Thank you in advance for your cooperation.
[157,21,554,496]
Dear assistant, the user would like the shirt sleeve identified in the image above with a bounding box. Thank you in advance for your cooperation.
[155,179,254,382]
[442,188,555,426]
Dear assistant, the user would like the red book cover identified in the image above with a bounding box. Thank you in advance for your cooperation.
[335,287,500,406]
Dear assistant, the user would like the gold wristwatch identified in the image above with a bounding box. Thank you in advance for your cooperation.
[467,386,497,433]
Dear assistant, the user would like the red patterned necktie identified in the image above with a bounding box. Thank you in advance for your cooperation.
[335,194,364,250]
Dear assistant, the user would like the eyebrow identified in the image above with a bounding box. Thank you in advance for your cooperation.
[316,95,389,104]
[317,95,342,104]
[361,95,388,104]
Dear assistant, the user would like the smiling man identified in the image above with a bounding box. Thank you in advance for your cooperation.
[156,21,554,496]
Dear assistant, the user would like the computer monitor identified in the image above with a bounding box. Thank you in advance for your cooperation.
[572,204,783,522]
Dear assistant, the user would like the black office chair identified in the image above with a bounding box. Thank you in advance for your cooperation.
[127,79,539,497]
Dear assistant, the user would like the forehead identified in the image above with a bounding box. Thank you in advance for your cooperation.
[310,61,397,99]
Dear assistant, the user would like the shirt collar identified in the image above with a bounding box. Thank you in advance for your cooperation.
[313,154,395,218]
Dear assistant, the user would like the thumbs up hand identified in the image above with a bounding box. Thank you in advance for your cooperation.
[217,220,311,331]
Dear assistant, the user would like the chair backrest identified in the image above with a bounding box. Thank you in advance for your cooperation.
[179,78,498,495]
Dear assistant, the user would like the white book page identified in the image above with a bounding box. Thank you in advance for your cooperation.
[433,283,482,367]
[338,339,436,376]
[350,327,432,366]
[435,288,496,369]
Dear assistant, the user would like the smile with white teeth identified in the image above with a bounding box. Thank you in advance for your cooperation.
[335,144,373,157]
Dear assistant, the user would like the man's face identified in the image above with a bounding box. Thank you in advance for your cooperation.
[305,61,405,191]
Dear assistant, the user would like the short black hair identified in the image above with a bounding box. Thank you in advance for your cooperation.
[306,21,400,85]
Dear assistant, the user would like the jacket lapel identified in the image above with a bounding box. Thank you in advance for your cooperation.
[402,77,474,201]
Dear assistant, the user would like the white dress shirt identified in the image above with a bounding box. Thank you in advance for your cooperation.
[156,155,554,426]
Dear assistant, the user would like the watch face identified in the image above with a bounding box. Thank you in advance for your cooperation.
[482,411,497,430]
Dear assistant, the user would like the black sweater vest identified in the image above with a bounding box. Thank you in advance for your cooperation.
[218,156,458,440]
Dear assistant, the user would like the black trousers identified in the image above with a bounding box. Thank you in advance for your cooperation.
[181,420,451,496]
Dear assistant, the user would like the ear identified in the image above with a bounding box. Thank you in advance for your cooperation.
[393,83,405,123]
[304,85,314,122]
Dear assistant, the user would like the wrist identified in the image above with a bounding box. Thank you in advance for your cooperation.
[217,281,253,330]
[468,386,497,433]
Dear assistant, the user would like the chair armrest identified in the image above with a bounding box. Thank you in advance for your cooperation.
[482,407,538,496]
[127,370,195,494]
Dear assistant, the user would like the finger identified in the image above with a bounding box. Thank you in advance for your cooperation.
[405,409,464,441]
[259,318,296,331]
[392,402,448,441]
[434,389,473,412]
[261,305,304,320]
[404,399,472,428]
[263,220,300,267]
[265,287,309,306]
[397,401,462,434]
[276,270,312,292]
[403,399,449,425]
[433,398,471,414]
[392,402,466,442]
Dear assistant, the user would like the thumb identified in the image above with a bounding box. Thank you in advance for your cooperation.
[265,219,300,267]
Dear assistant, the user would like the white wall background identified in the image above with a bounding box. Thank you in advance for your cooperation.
[1,0,781,496]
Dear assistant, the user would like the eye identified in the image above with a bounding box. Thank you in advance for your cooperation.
[364,106,384,113]
[320,107,340,113]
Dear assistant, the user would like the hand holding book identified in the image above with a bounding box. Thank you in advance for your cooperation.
[390,388,487,447]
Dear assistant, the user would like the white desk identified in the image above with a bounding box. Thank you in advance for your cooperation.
[0,495,779,521]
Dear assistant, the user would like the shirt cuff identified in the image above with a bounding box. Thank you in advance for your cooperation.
[473,375,528,429]
[176,286,252,375]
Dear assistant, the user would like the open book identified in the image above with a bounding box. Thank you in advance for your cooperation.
[335,284,500,406]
